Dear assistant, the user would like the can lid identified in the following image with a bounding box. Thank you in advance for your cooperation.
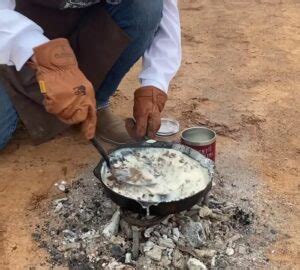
[157,118,180,136]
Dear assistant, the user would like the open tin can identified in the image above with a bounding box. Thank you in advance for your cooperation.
[181,127,216,161]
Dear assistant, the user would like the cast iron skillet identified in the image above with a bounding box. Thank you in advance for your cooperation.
[93,140,214,216]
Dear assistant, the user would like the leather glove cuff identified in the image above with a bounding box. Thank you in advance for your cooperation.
[33,38,77,71]
[134,87,168,112]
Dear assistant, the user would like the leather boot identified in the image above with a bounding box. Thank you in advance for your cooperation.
[96,107,135,145]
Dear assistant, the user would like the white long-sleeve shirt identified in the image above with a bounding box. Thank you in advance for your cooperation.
[0,0,181,93]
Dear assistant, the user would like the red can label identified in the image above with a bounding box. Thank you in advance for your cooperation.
[182,141,216,162]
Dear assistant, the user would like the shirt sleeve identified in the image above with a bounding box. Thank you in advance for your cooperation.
[0,0,49,70]
[139,0,182,93]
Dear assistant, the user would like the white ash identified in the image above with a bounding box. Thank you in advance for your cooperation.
[172,227,180,241]
[54,202,64,213]
[125,253,132,264]
[31,169,274,269]
[144,244,163,261]
[158,237,175,249]
[194,248,216,258]
[226,247,235,256]
[143,241,155,253]
[102,209,121,239]
[187,258,207,270]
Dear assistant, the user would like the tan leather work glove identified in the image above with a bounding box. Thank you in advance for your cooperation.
[32,38,97,140]
[125,86,167,140]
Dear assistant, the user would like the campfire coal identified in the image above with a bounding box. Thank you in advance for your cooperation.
[32,170,272,269]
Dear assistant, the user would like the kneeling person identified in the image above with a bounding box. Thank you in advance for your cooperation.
[0,0,181,148]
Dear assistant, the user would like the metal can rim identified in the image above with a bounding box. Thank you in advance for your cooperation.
[181,126,216,146]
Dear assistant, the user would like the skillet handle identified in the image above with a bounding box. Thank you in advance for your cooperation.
[90,138,111,169]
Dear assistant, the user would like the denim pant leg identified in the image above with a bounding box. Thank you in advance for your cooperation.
[96,0,163,107]
[0,81,19,150]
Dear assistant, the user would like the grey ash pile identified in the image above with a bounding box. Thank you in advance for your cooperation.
[32,170,274,269]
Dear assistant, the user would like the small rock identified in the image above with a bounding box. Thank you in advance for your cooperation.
[172,228,180,241]
[81,230,100,240]
[53,197,68,204]
[55,181,69,193]
[211,255,216,267]
[111,245,125,258]
[136,256,153,269]
[166,248,174,259]
[194,249,216,258]
[176,238,186,247]
[187,258,207,270]
[161,255,171,267]
[85,242,99,260]
[226,247,235,256]
[172,249,185,269]
[145,245,162,261]
[158,237,175,249]
[54,202,63,213]
[143,241,155,253]
[238,245,247,255]
[58,242,81,252]
[182,221,206,248]
[199,206,229,221]
[102,209,121,239]
[62,229,76,238]
[153,231,161,238]
[159,226,170,236]
[199,206,213,218]
[105,261,134,270]
[191,205,201,210]
[125,253,132,264]
[58,184,66,192]
[214,236,226,250]
[110,235,126,245]
[144,227,154,238]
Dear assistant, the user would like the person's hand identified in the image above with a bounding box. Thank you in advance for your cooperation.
[32,38,97,140]
[125,86,167,140]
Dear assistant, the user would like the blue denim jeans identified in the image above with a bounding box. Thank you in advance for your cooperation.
[0,0,163,150]
[0,82,19,150]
